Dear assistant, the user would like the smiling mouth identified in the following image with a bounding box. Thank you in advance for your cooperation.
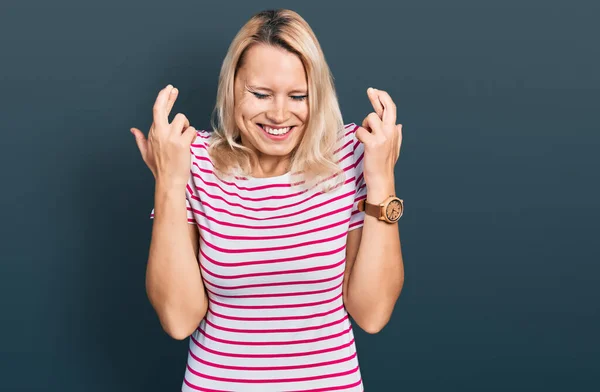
[258,123,295,136]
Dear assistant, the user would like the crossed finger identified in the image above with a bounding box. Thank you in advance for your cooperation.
[152,85,178,126]
[367,88,384,119]
[374,89,397,127]
[165,87,178,119]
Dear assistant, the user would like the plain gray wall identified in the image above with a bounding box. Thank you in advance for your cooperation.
[1,0,599,391]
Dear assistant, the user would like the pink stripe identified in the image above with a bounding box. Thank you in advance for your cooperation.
[189,147,353,193]
[192,161,294,191]
[203,271,344,291]
[191,154,354,201]
[334,138,353,154]
[288,379,363,392]
[207,303,345,322]
[197,324,353,346]
[200,243,345,268]
[354,151,364,169]
[194,131,211,139]
[200,230,347,254]
[183,377,231,392]
[193,171,310,201]
[189,139,356,194]
[353,198,365,207]
[198,217,350,241]
[209,292,342,310]
[194,155,216,167]
[192,177,355,212]
[186,362,359,384]
[189,189,355,221]
[205,281,342,299]
[355,172,364,187]
[191,334,355,358]
[354,194,367,203]
[188,348,356,371]
[190,204,352,230]
[188,163,354,204]
[344,124,359,137]
[203,314,349,334]
[336,151,353,166]
[349,221,363,229]
[193,154,355,184]
[199,257,345,280]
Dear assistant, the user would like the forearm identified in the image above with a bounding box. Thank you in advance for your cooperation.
[346,183,404,333]
[146,182,207,339]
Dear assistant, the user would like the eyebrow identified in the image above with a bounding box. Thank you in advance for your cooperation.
[247,85,308,95]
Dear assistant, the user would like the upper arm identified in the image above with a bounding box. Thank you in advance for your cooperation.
[343,122,367,304]
[343,227,362,305]
[188,222,200,260]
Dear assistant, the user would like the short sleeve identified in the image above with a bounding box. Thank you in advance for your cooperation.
[348,124,367,231]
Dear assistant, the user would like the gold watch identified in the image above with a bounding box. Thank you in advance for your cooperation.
[357,195,404,223]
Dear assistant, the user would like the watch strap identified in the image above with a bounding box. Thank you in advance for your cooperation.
[357,199,381,219]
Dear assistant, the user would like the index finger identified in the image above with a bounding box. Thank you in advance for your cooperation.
[166,87,178,118]
[375,89,397,126]
[367,87,384,119]
[152,84,174,126]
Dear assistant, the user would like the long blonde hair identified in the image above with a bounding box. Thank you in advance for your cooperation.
[208,9,345,191]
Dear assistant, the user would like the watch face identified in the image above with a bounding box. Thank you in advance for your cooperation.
[385,199,403,222]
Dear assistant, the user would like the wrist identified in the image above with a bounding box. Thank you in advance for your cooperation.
[366,181,396,204]
[155,180,187,199]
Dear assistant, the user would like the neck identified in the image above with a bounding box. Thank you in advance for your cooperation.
[239,133,293,178]
[251,153,291,178]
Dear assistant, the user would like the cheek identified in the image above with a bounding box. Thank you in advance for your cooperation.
[293,102,309,121]
[238,100,266,121]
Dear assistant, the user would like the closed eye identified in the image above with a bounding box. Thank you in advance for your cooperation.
[252,92,269,99]
[250,91,308,101]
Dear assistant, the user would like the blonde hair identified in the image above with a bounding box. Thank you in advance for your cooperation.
[208,9,345,191]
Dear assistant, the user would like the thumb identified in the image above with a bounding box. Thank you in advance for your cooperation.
[183,126,197,145]
[130,127,148,157]
[355,126,372,144]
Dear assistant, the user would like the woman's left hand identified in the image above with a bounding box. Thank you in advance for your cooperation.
[355,87,403,191]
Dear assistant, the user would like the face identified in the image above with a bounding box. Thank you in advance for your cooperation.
[233,44,309,161]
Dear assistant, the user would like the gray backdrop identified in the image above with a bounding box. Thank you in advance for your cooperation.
[1,0,599,391]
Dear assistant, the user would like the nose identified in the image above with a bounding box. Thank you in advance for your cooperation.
[265,96,289,124]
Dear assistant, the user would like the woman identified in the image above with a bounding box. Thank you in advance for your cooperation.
[131,9,404,391]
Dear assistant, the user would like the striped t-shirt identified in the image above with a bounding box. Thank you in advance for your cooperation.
[151,123,367,391]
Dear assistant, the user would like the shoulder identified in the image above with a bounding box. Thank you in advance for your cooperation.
[190,129,214,153]
[343,122,359,135]
[190,129,215,167]
[341,122,362,155]
[191,128,213,147]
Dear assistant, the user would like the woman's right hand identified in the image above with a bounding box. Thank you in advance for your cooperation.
[130,84,197,188]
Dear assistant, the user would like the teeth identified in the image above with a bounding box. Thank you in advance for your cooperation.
[263,125,291,135]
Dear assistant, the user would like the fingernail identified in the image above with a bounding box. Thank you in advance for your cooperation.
[171,88,177,94]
